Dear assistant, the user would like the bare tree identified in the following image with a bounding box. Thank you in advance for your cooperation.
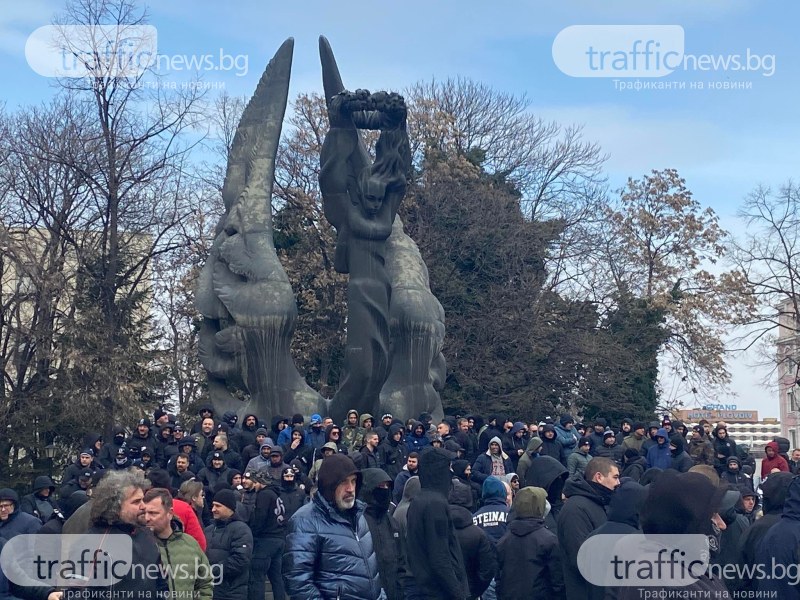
[728,182,800,383]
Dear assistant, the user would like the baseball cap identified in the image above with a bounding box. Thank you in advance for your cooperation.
[310,413,322,425]
[79,470,93,479]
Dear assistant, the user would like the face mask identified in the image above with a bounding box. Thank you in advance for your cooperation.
[372,487,392,511]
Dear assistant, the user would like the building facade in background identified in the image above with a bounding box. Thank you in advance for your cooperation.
[777,298,800,448]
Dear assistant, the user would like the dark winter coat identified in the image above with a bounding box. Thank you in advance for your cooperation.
[19,477,56,524]
[404,425,431,454]
[283,492,382,600]
[449,504,496,599]
[361,469,406,600]
[98,426,128,467]
[556,477,610,600]
[0,490,42,539]
[538,425,565,464]
[620,456,647,482]
[669,435,693,472]
[503,423,528,470]
[592,441,621,464]
[237,414,260,451]
[472,439,513,484]
[734,472,793,592]
[84,521,168,598]
[755,476,800,599]
[587,481,646,600]
[496,517,565,600]
[377,425,408,480]
[204,516,253,600]
[720,457,751,488]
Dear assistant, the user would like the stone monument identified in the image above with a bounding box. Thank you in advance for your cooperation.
[195,38,323,419]
[319,37,445,423]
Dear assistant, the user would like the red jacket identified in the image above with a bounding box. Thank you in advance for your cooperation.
[761,441,790,479]
[172,498,206,551]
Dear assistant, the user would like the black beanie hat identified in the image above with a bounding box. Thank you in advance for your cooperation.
[633,422,646,431]
[624,447,640,460]
[578,436,591,447]
[317,454,361,504]
[213,489,238,512]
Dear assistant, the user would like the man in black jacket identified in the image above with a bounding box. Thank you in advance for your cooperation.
[205,489,253,600]
[360,468,406,600]
[557,457,619,600]
[406,448,469,600]
[496,486,564,600]
[448,479,496,599]
[246,473,285,600]
[377,424,408,480]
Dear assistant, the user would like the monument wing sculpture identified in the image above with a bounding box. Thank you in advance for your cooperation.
[195,38,323,419]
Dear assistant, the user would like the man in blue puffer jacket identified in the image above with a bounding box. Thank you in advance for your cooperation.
[646,428,672,470]
[554,414,579,458]
[283,454,383,600]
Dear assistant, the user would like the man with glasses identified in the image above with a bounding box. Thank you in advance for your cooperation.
[0,489,41,538]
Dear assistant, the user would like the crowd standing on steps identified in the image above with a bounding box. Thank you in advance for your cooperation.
[0,407,797,600]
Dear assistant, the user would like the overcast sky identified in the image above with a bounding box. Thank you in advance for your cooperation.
[2,0,795,418]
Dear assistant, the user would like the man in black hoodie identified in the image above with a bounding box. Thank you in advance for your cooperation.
[406,448,469,600]
[523,454,568,532]
[478,415,504,453]
[378,423,408,480]
[99,425,128,467]
[732,471,793,592]
[246,473,285,600]
[448,480,497,600]
[669,434,693,472]
[360,468,406,600]
[587,480,647,600]
[557,457,619,600]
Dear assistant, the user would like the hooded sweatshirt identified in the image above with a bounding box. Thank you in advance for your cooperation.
[472,476,509,543]
[646,428,672,470]
[669,434,693,473]
[406,448,469,599]
[762,441,790,478]
[734,471,793,592]
[755,477,800,599]
[360,468,404,600]
[516,437,544,483]
[472,436,513,484]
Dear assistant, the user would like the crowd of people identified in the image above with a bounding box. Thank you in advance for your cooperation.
[1,406,800,600]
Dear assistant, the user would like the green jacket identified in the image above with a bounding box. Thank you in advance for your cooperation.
[155,519,214,600]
